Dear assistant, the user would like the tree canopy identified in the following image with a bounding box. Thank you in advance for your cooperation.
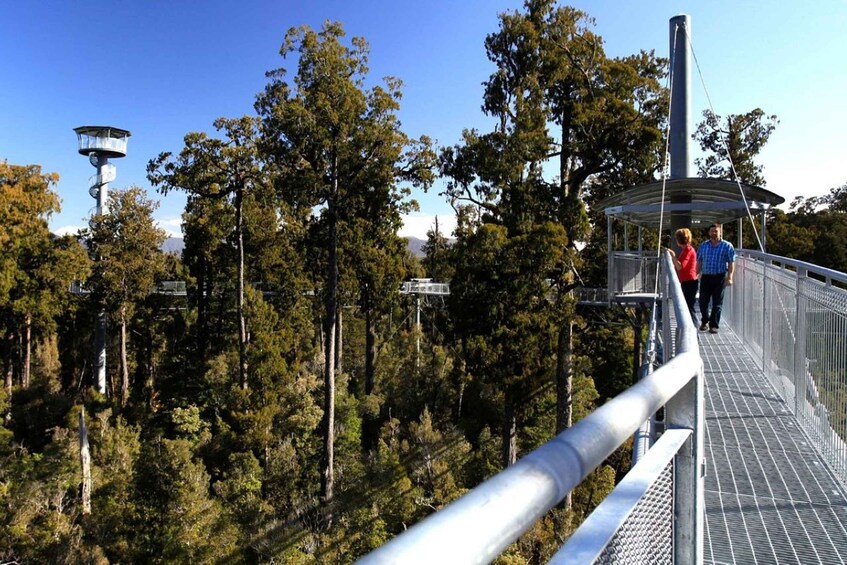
[4,3,796,562]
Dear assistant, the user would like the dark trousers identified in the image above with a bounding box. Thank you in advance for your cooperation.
[699,273,726,329]
[681,279,699,324]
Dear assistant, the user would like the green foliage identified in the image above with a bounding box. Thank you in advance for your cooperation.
[214,451,270,529]
[256,19,437,506]
[422,218,455,281]
[89,410,142,559]
[172,404,209,441]
[464,426,502,486]
[0,161,88,392]
[133,438,239,563]
[8,376,73,451]
[768,182,847,272]
[366,421,422,530]
[84,187,167,319]
[0,5,695,561]
[0,425,94,563]
[0,160,61,306]
[578,322,633,402]
[407,408,471,509]
[450,221,567,464]
[694,108,778,185]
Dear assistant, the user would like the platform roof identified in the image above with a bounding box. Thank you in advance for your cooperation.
[595,178,785,230]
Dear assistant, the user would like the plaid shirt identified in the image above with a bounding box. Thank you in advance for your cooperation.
[697,239,736,275]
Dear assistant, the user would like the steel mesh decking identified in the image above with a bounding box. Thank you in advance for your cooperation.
[702,325,847,564]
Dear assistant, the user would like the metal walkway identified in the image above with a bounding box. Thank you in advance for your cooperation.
[701,324,847,564]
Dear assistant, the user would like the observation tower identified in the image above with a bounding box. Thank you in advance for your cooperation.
[74,125,131,395]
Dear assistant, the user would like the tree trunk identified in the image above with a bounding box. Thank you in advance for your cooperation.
[146,324,155,409]
[414,296,421,369]
[502,390,517,467]
[321,157,339,522]
[556,321,574,433]
[456,344,467,423]
[236,188,249,390]
[335,306,343,375]
[362,296,378,450]
[364,303,377,396]
[197,255,208,364]
[23,315,31,389]
[3,332,13,425]
[79,408,92,515]
[120,306,129,406]
[556,320,575,511]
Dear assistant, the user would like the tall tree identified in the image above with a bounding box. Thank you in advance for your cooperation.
[0,161,86,393]
[133,438,238,561]
[421,217,454,282]
[694,108,778,186]
[449,222,567,466]
[85,187,166,405]
[149,116,263,391]
[442,1,666,463]
[346,215,409,450]
[181,190,234,365]
[256,21,434,513]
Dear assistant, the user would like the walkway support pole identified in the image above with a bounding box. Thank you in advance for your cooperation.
[669,14,692,249]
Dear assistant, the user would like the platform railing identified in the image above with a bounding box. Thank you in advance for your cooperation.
[609,251,659,296]
[724,250,847,486]
[399,280,451,296]
[360,252,704,564]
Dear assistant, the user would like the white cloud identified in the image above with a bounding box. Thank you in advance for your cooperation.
[399,213,457,241]
[156,217,183,237]
[53,225,84,236]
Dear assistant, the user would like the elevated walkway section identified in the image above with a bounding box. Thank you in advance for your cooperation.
[701,324,847,564]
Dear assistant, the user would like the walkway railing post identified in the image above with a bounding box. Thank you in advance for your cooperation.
[761,258,772,373]
[607,216,614,301]
[738,256,745,341]
[665,364,704,565]
[663,251,704,565]
[794,266,808,419]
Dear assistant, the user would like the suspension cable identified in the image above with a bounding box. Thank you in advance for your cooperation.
[644,22,679,365]
[686,31,765,252]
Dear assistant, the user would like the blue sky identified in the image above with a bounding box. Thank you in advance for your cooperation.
[2,1,845,240]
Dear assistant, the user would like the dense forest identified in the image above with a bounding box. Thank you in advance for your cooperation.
[3,1,844,562]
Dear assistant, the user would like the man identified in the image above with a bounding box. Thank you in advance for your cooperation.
[696,223,735,334]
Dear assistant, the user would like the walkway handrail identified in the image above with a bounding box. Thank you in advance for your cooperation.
[361,252,704,564]
[726,249,847,486]
[738,249,847,286]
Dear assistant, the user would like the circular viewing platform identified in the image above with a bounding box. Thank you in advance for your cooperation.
[74,125,131,158]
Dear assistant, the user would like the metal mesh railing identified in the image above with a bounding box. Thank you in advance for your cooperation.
[725,251,847,486]
[595,459,673,565]
[399,280,451,295]
[610,252,659,295]
[595,460,673,565]
[556,429,689,565]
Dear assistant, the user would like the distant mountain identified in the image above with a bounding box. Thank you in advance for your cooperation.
[406,236,426,257]
[162,237,185,254]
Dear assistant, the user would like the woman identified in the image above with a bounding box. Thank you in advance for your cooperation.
[668,228,698,323]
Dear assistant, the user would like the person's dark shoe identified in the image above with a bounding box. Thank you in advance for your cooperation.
[709,327,718,334]
[699,322,709,331]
